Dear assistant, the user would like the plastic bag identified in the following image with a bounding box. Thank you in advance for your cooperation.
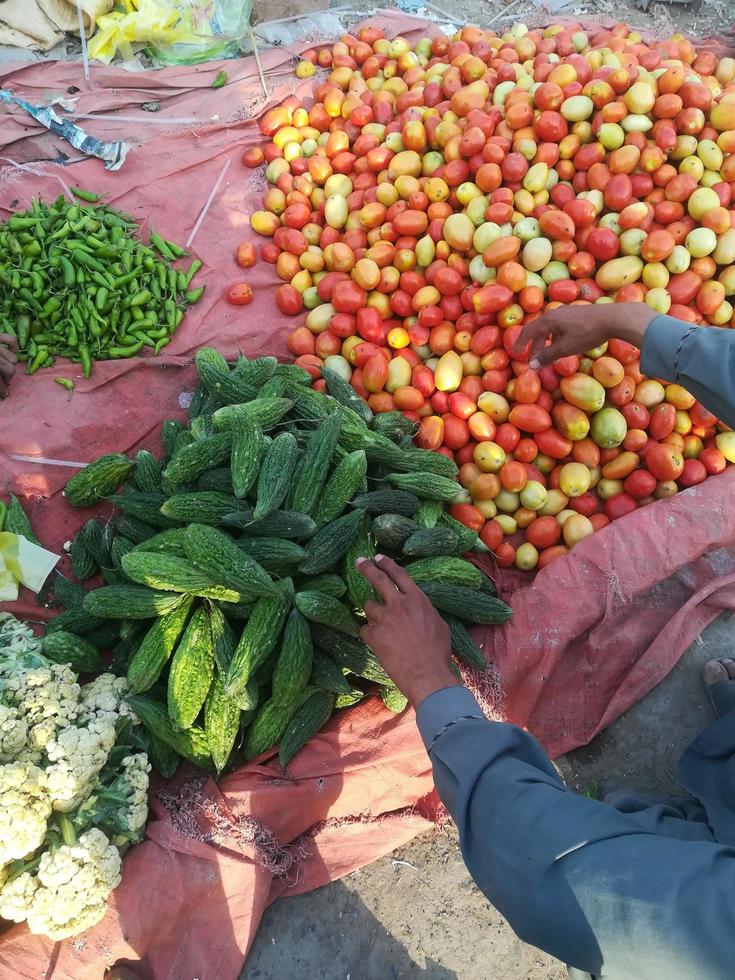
[88,0,253,65]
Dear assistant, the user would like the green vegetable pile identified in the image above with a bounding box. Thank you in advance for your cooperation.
[0,189,204,377]
[53,349,512,775]
[0,613,149,941]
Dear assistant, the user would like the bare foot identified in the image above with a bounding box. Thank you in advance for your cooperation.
[703,659,735,718]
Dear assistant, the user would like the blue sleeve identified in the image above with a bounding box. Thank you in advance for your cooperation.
[417,687,735,978]
[641,315,735,429]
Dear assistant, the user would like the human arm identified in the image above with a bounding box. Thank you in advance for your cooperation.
[0,334,18,398]
[514,304,735,429]
[358,556,735,978]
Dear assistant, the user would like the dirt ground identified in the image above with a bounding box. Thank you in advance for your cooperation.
[242,2,734,978]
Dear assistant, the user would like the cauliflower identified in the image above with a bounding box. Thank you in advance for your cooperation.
[45,718,117,813]
[3,664,81,760]
[77,673,138,729]
[117,755,150,844]
[0,871,38,923]
[24,829,121,941]
[0,762,52,863]
[0,616,151,942]
[0,702,27,763]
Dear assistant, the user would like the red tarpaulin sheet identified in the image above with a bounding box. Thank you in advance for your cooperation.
[1,12,734,979]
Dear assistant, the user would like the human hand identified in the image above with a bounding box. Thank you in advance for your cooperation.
[356,554,460,709]
[513,303,656,369]
[0,334,18,399]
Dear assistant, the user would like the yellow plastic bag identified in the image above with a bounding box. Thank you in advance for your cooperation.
[0,532,60,603]
[88,0,193,63]
[88,0,251,65]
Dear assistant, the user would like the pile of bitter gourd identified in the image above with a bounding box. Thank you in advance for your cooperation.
[49,348,512,775]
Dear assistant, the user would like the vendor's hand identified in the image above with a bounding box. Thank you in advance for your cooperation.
[514,303,656,369]
[0,334,18,398]
[356,554,460,709]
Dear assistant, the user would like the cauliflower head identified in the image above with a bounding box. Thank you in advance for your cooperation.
[0,762,52,864]
[113,755,150,848]
[77,673,138,729]
[45,718,117,813]
[0,703,27,763]
[3,664,80,759]
[25,828,121,941]
[0,871,38,923]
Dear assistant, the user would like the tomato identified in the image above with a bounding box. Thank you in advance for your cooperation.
[645,443,685,481]
[236,242,257,267]
[227,282,254,305]
[525,515,562,549]
[449,503,485,533]
[480,519,504,552]
[678,459,707,488]
[624,469,657,499]
[604,493,638,521]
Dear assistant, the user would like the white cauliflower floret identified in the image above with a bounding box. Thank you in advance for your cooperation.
[0,703,27,763]
[3,665,80,756]
[45,719,117,813]
[0,871,38,923]
[77,673,138,729]
[25,829,121,941]
[114,755,150,848]
[0,762,52,863]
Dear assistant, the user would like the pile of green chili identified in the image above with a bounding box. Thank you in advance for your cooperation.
[0,188,204,377]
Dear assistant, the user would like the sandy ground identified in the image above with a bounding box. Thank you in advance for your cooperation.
[242,3,734,978]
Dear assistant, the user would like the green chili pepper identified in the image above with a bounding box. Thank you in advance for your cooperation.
[40,298,61,318]
[27,346,49,374]
[108,341,144,357]
[154,337,171,355]
[55,377,75,400]
[79,346,92,378]
[71,187,101,203]
[8,216,41,230]
[0,501,6,532]
[212,70,228,88]
[59,256,76,286]
[176,270,188,293]
[96,288,109,311]
[71,251,107,274]
[185,286,205,304]
[150,234,176,261]
[164,239,187,258]
[22,241,42,257]
[129,289,151,308]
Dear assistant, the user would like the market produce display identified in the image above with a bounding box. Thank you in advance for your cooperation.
[53,350,511,774]
[238,22,735,571]
[0,612,149,941]
[0,190,203,377]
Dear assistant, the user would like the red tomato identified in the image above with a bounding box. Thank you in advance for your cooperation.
[236,242,257,267]
[624,469,657,499]
[525,516,562,549]
[604,493,638,521]
[646,443,685,481]
[275,284,303,315]
[227,282,254,305]
[480,519,504,552]
[678,459,707,488]
[448,503,485,533]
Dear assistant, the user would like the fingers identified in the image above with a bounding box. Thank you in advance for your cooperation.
[0,377,8,398]
[0,351,16,384]
[513,317,550,357]
[0,333,18,353]
[363,599,384,624]
[355,557,401,604]
[373,554,420,595]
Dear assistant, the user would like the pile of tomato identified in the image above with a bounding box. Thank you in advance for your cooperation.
[236,20,735,570]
